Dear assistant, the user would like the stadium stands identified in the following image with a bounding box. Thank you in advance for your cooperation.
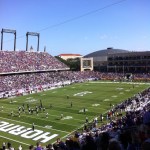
[0,51,69,73]
[1,70,150,99]
[1,50,150,150]
[0,71,100,98]
[0,51,150,99]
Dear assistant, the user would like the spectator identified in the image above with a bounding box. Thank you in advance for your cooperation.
[35,142,42,150]
[108,138,122,150]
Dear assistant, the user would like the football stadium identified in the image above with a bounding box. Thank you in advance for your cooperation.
[0,0,150,149]
[0,28,150,150]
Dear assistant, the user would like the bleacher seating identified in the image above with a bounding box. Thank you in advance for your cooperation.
[0,50,150,150]
[0,51,69,73]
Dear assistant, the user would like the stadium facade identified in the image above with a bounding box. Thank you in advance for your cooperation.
[58,54,82,60]
[84,47,150,73]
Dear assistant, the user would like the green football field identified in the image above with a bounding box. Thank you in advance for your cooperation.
[0,81,149,149]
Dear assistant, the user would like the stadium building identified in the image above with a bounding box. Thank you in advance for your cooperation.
[84,47,150,73]
[58,53,82,60]
[0,29,150,149]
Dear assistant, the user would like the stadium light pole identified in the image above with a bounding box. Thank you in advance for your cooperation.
[37,34,40,52]
[1,30,3,50]
[1,28,16,51]
[26,32,40,51]
[26,33,28,51]
[14,32,16,51]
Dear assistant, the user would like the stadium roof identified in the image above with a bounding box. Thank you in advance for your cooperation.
[59,54,82,56]
[84,47,129,57]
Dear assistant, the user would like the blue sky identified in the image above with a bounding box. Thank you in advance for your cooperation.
[0,0,150,56]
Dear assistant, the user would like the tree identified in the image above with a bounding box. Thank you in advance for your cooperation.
[67,58,80,71]
[55,56,69,66]
[55,56,80,71]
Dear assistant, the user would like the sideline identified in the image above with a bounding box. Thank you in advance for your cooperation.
[90,81,150,85]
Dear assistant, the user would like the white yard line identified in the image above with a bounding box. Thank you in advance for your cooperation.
[0,116,69,134]
[53,105,105,114]
[56,121,86,144]
[2,108,79,128]
[2,106,85,123]
[45,113,84,122]
[0,135,29,146]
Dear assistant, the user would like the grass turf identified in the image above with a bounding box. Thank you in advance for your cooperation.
[0,81,149,149]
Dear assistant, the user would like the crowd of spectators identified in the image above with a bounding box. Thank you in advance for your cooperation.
[0,51,68,73]
[1,88,150,150]
[1,50,150,149]
[0,71,100,98]
[99,72,150,81]
[1,71,150,98]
